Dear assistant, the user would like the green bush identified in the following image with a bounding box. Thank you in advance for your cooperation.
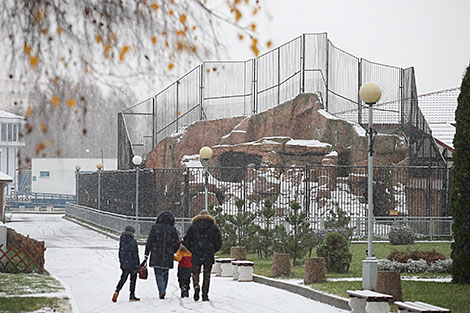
[388,225,415,245]
[317,232,352,273]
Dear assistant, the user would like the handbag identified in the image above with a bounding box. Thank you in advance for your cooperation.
[138,261,148,280]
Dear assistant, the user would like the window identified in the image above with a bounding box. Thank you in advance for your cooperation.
[1,124,5,141]
[13,124,17,142]
[7,124,12,142]
[39,171,50,177]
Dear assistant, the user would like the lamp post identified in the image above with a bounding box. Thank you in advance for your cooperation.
[359,82,382,290]
[96,162,103,210]
[75,165,81,204]
[132,155,143,238]
[199,146,213,212]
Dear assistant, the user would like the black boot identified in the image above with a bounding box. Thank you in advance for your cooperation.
[129,294,140,302]
[193,285,200,301]
[181,287,186,298]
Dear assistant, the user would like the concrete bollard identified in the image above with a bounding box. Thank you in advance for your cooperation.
[237,261,255,282]
[219,258,234,277]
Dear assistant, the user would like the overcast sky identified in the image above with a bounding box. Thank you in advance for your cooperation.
[221,0,470,95]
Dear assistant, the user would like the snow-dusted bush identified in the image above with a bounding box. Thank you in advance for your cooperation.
[430,259,453,273]
[377,258,452,273]
[377,259,407,272]
[388,225,415,245]
[406,259,428,273]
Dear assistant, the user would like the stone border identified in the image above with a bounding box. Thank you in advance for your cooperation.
[252,274,350,311]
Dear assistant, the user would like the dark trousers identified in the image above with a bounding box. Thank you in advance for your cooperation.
[178,267,192,290]
[115,269,137,294]
[192,264,212,297]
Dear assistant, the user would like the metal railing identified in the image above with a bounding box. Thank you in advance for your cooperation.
[66,203,453,241]
[66,203,192,238]
[77,165,451,220]
[118,33,445,168]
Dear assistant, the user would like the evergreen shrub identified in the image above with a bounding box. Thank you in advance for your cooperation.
[388,225,415,245]
[316,232,352,273]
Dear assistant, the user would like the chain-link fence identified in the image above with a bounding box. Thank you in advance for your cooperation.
[118,33,445,169]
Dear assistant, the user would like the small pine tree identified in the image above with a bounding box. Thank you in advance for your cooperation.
[208,205,237,253]
[225,199,256,247]
[257,198,277,259]
[451,62,470,284]
[274,201,313,266]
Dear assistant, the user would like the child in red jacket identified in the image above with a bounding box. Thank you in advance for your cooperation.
[174,243,192,298]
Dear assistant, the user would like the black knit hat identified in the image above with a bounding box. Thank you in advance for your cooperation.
[125,225,136,233]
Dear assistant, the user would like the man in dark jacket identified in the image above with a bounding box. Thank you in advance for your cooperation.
[144,211,180,299]
[112,225,140,302]
[183,209,222,302]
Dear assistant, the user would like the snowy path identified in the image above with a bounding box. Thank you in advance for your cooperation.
[8,214,348,313]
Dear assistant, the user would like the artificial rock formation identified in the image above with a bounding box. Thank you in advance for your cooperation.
[146,93,407,170]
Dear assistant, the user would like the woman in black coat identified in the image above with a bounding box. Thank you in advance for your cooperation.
[183,209,222,302]
[144,211,180,299]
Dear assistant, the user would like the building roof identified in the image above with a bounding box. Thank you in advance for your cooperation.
[418,88,460,151]
[0,109,24,120]
[0,171,13,182]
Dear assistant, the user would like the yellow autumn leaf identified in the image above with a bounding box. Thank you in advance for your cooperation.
[177,42,184,51]
[24,44,32,55]
[179,14,187,24]
[168,63,174,70]
[51,95,60,108]
[104,44,111,58]
[238,34,244,40]
[35,143,46,155]
[151,3,159,10]
[29,56,39,68]
[66,98,76,108]
[192,26,197,31]
[40,29,47,35]
[119,45,129,61]
[40,122,47,133]
[25,107,34,118]
[57,27,62,35]
[267,40,273,48]
[165,41,169,48]
[250,38,259,57]
[95,35,103,43]
[152,36,157,44]
[250,24,256,31]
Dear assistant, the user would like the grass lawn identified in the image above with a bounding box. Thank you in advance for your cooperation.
[234,242,453,279]
[217,242,468,312]
[308,280,470,313]
[0,273,72,313]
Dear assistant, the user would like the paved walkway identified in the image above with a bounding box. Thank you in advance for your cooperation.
[8,213,348,313]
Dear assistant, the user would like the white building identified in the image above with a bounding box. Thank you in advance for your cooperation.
[32,158,117,195]
[0,109,25,195]
[418,87,459,166]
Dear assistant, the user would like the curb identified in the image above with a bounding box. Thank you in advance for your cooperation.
[252,274,351,311]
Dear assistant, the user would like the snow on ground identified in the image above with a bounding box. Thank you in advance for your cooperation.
[7,213,348,313]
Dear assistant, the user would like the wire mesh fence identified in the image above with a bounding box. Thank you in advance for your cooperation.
[118,33,445,169]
